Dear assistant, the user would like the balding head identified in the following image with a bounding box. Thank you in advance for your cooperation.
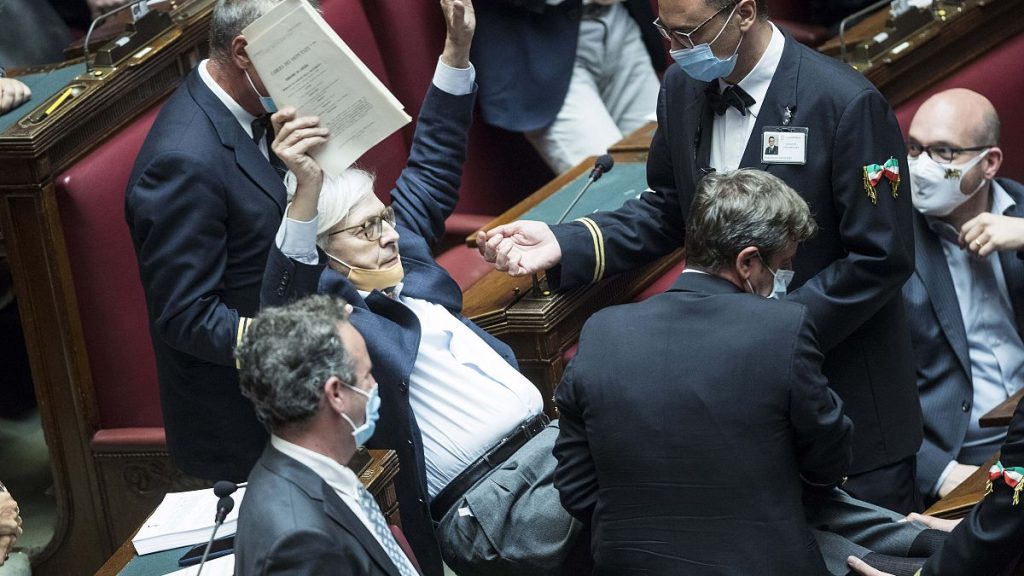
[910,88,1000,150]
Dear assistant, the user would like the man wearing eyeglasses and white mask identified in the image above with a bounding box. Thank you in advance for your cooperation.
[260,2,579,575]
[902,88,1024,505]
[479,0,921,514]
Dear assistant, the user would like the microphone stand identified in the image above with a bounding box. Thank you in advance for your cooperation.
[528,156,614,296]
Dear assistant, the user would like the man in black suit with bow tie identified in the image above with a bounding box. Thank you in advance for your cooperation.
[480,0,921,514]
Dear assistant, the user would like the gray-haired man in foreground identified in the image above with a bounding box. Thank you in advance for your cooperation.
[233,295,417,576]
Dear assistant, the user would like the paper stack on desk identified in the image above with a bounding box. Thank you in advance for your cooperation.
[242,0,411,176]
[132,487,247,555]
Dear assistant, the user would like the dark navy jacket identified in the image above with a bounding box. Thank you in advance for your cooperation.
[126,68,284,481]
[471,0,662,132]
[262,85,514,576]
[551,32,921,477]
[555,272,851,575]
[903,178,1024,497]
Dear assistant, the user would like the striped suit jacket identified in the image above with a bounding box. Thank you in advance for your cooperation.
[903,177,1024,498]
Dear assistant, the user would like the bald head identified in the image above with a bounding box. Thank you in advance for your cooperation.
[910,88,1000,150]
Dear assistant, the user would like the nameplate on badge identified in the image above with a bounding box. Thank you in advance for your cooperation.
[761,126,808,165]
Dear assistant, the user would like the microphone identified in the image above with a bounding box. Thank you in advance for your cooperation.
[556,154,615,224]
[213,481,238,498]
[196,486,238,576]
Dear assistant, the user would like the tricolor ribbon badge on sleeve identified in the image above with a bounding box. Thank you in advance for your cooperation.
[863,157,901,204]
[985,461,1024,506]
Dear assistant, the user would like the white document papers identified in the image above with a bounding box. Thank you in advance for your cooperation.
[132,487,246,555]
[242,0,411,176]
[162,554,235,576]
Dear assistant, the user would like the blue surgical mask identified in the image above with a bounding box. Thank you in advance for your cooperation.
[244,68,278,114]
[745,253,795,299]
[669,3,743,82]
[339,383,380,446]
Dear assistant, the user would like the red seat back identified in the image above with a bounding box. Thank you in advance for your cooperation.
[361,0,552,218]
[56,105,164,429]
[895,33,1024,183]
[320,0,409,200]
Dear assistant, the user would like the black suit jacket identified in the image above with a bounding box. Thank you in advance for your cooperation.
[235,445,402,576]
[554,272,852,575]
[551,32,920,475]
[126,68,285,481]
[471,0,662,132]
[903,178,1024,497]
[261,86,502,576]
[922,398,1024,575]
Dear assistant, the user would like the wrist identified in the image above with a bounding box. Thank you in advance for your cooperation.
[441,40,471,69]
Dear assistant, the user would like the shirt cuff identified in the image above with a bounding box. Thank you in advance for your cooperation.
[932,460,958,498]
[276,213,320,265]
[433,57,475,96]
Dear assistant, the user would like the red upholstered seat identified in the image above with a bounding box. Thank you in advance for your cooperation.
[320,0,410,201]
[895,33,1024,183]
[56,104,165,436]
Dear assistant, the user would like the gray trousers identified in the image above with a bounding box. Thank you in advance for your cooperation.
[524,3,661,174]
[806,488,928,575]
[436,422,579,576]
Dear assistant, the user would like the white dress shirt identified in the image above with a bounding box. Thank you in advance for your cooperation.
[197,59,265,157]
[269,435,420,575]
[710,22,785,172]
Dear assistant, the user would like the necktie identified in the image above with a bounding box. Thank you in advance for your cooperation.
[355,484,418,576]
[707,84,755,116]
[250,115,288,180]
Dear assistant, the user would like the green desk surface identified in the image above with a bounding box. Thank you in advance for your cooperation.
[0,63,87,135]
[118,545,191,576]
[520,162,648,223]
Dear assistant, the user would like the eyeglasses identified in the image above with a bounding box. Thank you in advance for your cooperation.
[329,205,395,242]
[906,141,994,164]
[653,1,736,49]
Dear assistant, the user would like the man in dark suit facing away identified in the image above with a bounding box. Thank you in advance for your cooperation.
[901,89,1024,504]
[234,295,418,576]
[125,0,320,481]
[554,168,850,575]
[481,0,922,513]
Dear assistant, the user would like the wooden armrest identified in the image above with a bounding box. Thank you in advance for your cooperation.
[925,455,998,519]
[980,390,1024,428]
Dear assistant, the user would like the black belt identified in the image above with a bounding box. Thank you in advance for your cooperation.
[580,3,612,19]
[430,413,550,521]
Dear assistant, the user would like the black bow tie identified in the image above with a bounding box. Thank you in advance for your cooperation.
[707,84,755,116]
[250,115,288,180]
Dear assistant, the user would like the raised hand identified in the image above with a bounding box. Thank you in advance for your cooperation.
[477,221,562,276]
[440,0,476,69]
[271,107,329,221]
[959,212,1024,257]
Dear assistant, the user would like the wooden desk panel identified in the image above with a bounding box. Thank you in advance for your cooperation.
[980,391,1024,428]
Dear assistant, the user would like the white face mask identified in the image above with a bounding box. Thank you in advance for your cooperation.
[909,149,989,217]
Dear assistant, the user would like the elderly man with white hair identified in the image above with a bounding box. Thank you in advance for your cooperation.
[260,2,579,575]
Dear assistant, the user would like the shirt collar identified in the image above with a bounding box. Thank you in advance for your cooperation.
[718,22,784,118]
[197,59,259,139]
[926,180,1017,243]
[991,179,1016,216]
[270,434,361,498]
[357,281,405,300]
